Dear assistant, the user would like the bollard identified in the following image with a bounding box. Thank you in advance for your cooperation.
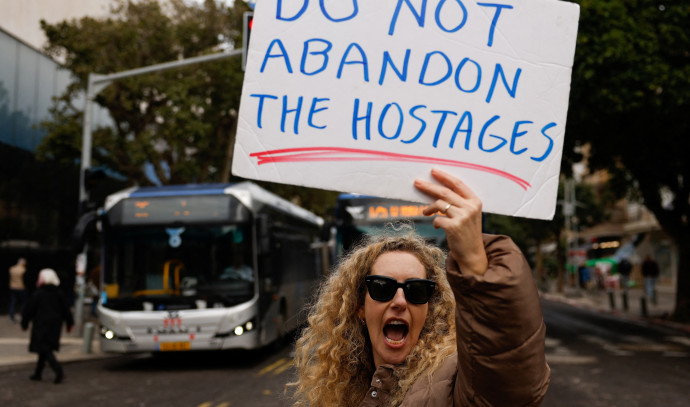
[622,292,628,311]
[82,322,95,354]
[640,297,648,317]
[608,291,615,310]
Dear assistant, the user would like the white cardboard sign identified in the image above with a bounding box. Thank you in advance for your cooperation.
[232,0,580,220]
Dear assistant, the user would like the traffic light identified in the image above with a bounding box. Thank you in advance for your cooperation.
[242,11,254,71]
[78,167,106,215]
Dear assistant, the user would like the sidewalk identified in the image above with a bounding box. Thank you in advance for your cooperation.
[540,280,690,335]
[0,313,112,371]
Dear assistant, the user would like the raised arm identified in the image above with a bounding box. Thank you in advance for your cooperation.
[415,169,550,407]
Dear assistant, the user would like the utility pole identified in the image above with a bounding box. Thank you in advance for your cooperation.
[75,50,242,334]
[562,178,578,291]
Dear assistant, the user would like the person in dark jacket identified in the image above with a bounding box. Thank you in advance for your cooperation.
[290,169,549,406]
[21,268,74,384]
[641,255,660,304]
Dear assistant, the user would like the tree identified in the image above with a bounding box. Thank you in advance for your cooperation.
[37,0,339,218]
[38,0,249,187]
[566,0,690,320]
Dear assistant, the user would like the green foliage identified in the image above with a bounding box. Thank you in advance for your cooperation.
[567,0,690,318]
[37,0,340,218]
[568,1,690,213]
[38,0,250,187]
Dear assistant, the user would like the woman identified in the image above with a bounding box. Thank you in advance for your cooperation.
[21,268,74,384]
[291,169,550,406]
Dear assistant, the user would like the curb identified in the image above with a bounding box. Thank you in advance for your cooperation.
[540,291,690,336]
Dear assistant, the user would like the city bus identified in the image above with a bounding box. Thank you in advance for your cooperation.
[92,182,326,353]
[334,194,446,258]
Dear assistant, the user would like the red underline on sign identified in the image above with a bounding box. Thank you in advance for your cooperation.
[249,147,531,191]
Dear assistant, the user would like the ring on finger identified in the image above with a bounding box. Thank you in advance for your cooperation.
[441,202,453,214]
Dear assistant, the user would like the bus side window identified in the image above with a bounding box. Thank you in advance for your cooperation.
[257,214,271,254]
[256,214,276,294]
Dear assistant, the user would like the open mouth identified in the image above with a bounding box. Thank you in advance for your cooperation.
[383,320,409,345]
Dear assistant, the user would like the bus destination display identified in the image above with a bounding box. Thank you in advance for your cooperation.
[122,196,231,224]
[366,204,428,220]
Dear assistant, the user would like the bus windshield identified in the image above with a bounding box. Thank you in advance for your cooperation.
[102,223,254,311]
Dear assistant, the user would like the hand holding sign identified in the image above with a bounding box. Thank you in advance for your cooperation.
[233,0,580,220]
[416,168,487,276]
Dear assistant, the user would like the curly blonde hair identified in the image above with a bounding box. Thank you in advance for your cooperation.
[290,226,457,406]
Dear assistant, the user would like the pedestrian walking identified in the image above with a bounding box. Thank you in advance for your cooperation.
[618,258,632,292]
[8,257,28,323]
[641,255,660,305]
[21,268,74,384]
[290,169,549,406]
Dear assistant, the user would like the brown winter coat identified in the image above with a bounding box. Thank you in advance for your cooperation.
[358,234,550,407]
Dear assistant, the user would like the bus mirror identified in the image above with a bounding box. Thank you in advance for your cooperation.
[320,223,332,242]
[72,210,100,253]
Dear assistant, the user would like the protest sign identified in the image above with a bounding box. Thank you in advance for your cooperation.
[232,0,580,220]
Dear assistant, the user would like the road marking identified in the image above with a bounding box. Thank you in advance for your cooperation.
[273,359,294,375]
[256,358,291,376]
[552,346,576,355]
[196,403,213,407]
[618,343,685,352]
[580,335,633,356]
[668,336,690,347]
[545,337,561,347]
[545,337,560,346]
[662,351,689,358]
[546,354,598,364]
[622,335,650,344]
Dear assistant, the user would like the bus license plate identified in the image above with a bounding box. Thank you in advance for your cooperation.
[159,341,190,351]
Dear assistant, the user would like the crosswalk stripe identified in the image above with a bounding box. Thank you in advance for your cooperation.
[663,351,689,358]
[546,354,597,364]
[667,336,690,347]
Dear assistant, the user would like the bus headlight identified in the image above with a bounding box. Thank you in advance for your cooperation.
[233,319,255,336]
[100,325,129,341]
[100,326,115,340]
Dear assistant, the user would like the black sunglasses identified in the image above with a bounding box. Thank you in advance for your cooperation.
[364,275,436,305]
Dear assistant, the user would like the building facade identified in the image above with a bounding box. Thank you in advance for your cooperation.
[577,169,678,287]
[0,0,111,308]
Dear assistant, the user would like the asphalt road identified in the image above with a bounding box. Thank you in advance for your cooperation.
[541,299,690,407]
[0,341,297,407]
[2,300,688,407]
